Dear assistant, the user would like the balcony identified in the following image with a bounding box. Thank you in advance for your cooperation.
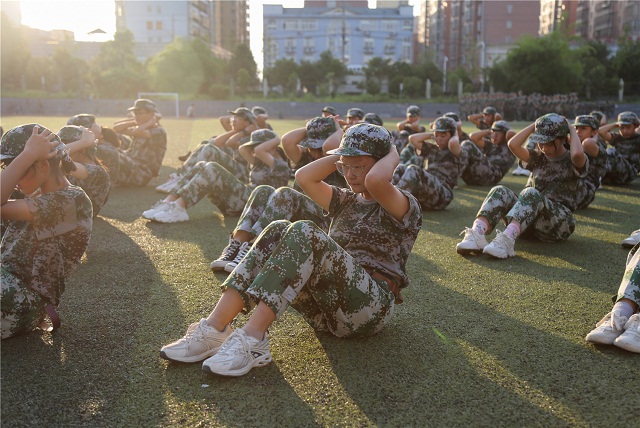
[303,46,315,54]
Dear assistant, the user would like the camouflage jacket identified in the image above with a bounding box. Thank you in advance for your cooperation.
[485,142,517,178]
[69,163,110,217]
[610,132,640,171]
[523,149,589,212]
[121,126,167,180]
[1,185,93,305]
[419,142,460,188]
[293,151,347,190]
[249,148,291,189]
[584,138,609,189]
[327,186,422,289]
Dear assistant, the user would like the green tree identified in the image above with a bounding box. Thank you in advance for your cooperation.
[488,33,583,94]
[51,45,89,94]
[228,43,258,87]
[574,40,616,99]
[90,30,147,98]
[147,37,204,94]
[191,38,227,94]
[298,59,323,95]
[25,57,55,93]
[263,58,299,89]
[315,50,347,97]
[1,13,31,90]
[235,68,253,96]
[612,38,640,96]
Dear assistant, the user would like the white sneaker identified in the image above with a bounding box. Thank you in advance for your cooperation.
[142,200,172,220]
[483,230,516,259]
[224,241,252,272]
[210,237,243,271]
[585,310,628,345]
[456,227,488,255]
[512,165,530,176]
[155,173,181,193]
[153,202,189,223]
[614,313,640,353]
[160,319,232,363]
[621,230,640,248]
[201,328,272,376]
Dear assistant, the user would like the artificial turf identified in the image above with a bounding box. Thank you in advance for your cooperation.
[1,116,638,427]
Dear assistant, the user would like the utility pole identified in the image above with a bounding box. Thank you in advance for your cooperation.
[341,6,346,64]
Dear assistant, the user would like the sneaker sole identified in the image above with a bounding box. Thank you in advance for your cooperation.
[201,353,272,377]
[456,245,485,255]
[585,333,618,345]
[613,337,640,353]
[159,347,220,363]
[482,248,514,259]
[210,262,230,271]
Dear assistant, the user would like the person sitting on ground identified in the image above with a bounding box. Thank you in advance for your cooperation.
[362,112,384,127]
[443,112,470,142]
[598,111,640,185]
[573,115,608,210]
[456,113,588,259]
[395,105,427,160]
[67,114,121,182]
[321,106,337,117]
[159,123,422,377]
[458,120,516,186]
[397,105,426,135]
[1,124,92,338]
[142,129,290,224]
[57,125,111,217]
[585,241,639,353]
[111,99,167,186]
[338,108,364,131]
[393,117,461,211]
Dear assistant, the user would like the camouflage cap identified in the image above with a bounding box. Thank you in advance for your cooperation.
[346,107,364,119]
[363,113,384,126]
[529,113,569,145]
[589,110,605,124]
[482,106,497,115]
[327,123,391,161]
[300,117,337,149]
[251,106,267,116]
[1,124,74,173]
[617,111,639,126]
[491,120,511,133]
[406,105,421,116]
[57,125,98,158]
[67,114,96,128]
[127,98,157,112]
[240,129,278,148]
[322,106,337,115]
[432,117,457,134]
[443,112,460,122]
[573,115,599,130]
[228,107,256,124]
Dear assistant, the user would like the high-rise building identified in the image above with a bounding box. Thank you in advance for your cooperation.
[263,0,414,70]
[540,0,578,36]
[212,0,249,52]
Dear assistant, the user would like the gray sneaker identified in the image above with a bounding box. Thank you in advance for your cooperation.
[201,328,272,376]
[142,200,171,220]
[160,319,232,363]
[621,230,640,248]
[210,238,243,271]
[153,202,189,223]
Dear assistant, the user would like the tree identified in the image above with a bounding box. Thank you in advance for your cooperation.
[612,38,640,96]
[1,13,31,90]
[315,50,347,97]
[147,37,204,94]
[228,43,258,87]
[264,58,299,89]
[52,45,89,94]
[235,69,253,96]
[488,33,583,94]
[574,40,615,99]
[191,38,228,94]
[298,59,323,95]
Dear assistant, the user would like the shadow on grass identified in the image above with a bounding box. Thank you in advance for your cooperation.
[0,218,185,426]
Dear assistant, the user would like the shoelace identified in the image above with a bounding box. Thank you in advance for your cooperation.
[183,322,206,343]
[493,232,512,248]
[218,331,250,356]
[220,241,241,260]
[626,315,640,332]
[231,243,251,265]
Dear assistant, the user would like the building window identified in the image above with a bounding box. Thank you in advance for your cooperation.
[147,5,152,13]
[267,19,277,30]
[403,20,412,31]
[507,4,513,14]
[506,35,512,44]
[147,21,153,30]
[506,20,512,29]
[156,5,161,13]
[156,21,163,30]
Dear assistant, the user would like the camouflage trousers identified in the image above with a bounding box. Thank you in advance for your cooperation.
[398,144,423,167]
[616,243,640,306]
[393,164,453,211]
[575,181,596,210]
[234,185,328,239]
[602,148,637,185]
[221,220,395,338]
[477,185,575,242]
[458,141,501,186]
[116,151,155,186]
[96,144,120,184]
[170,161,251,216]
[177,143,246,182]
[1,267,47,339]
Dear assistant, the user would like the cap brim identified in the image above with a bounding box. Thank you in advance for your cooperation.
[326,147,371,157]
[529,134,552,144]
[239,141,262,149]
[300,137,324,149]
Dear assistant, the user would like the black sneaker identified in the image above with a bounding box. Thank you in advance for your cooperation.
[210,238,242,271]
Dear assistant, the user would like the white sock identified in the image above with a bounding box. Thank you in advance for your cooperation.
[612,301,635,320]
[472,219,488,235]
[504,223,521,239]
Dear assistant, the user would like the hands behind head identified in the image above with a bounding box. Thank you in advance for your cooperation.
[25,126,59,161]
[79,128,97,148]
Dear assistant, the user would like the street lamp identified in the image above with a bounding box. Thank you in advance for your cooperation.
[443,56,448,94]
[479,41,486,93]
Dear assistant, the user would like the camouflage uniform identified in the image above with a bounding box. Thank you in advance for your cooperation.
[292,149,347,191]
[221,185,422,337]
[459,121,515,186]
[616,243,640,306]
[117,126,167,186]
[69,164,111,217]
[177,142,247,181]
[96,144,120,182]
[574,115,609,210]
[393,119,459,211]
[602,132,640,185]
[1,186,93,339]
[478,149,588,241]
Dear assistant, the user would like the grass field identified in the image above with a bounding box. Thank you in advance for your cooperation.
[1,116,639,427]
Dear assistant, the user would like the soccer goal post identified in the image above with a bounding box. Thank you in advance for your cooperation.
[138,92,179,118]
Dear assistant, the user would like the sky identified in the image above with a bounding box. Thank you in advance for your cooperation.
[15,0,417,70]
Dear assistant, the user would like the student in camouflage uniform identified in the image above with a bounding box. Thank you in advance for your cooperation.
[396,106,428,165]
[339,107,364,131]
[585,242,640,353]
[209,117,346,272]
[156,107,258,193]
[321,106,337,117]
[111,99,167,186]
[574,115,608,210]
[1,124,92,339]
[444,112,470,142]
[57,125,111,217]
[143,129,290,223]
[67,114,121,183]
[456,113,588,259]
[363,112,384,127]
[393,117,461,210]
[397,105,426,135]
[160,123,422,376]
[599,111,640,185]
[458,120,516,186]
